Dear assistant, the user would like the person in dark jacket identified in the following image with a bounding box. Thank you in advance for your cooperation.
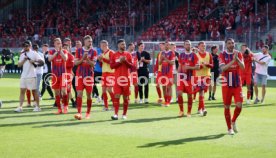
[40,44,54,99]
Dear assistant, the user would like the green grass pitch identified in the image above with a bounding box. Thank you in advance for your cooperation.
[0,74,276,158]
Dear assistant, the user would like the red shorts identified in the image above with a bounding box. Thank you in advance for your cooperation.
[65,73,73,93]
[194,76,211,93]
[114,84,130,96]
[52,75,67,90]
[177,81,193,94]
[102,72,115,87]
[241,73,252,85]
[130,71,138,85]
[222,86,243,105]
[157,73,173,86]
[156,72,161,85]
[76,75,94,93]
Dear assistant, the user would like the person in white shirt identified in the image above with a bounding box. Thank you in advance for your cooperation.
[15,41,44,112]
[33,44,45,99]
[253,45,271,104]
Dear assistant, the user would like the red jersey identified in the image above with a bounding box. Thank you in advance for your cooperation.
[154,52,162,73]
[160,51,175,76]
[49,49,68,77]
[66,52,74,74]
[178,52,199,81]
[110,51,133,86]
[75,48,97,78]
[219,51,244,87]
[130,51,139,72]
[242,53,253,75]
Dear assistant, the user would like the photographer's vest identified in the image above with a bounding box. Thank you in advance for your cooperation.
[196,52,211,77]
[14,55,19,65]
[5,58,12,65]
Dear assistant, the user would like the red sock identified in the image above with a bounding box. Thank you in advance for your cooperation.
[156,86,162,98]
[76,97,82,113]
[113,98,120,115]
[167,95,172,104]
[108,91,115,108]
[247,90,251,100]
[199,95,205,111]
[103,92,108,109]
[178,96,184,112]
[224,108,232,130]
[26,90,31,104]
[87,99,92,114]
[109,91,114,102]
[123,98,129,115]
[134,85,139,99]
[62,94,68,107]
[56,95,61,110]
[188,96,193,114]
[232,106,242,123]
[193,93,197,100]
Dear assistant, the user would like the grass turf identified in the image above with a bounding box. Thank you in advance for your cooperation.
[0,73,276,158]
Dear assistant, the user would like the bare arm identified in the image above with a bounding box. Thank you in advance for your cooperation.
[60,50,68,61]
[18,57,27,67]
[48,51,58,62]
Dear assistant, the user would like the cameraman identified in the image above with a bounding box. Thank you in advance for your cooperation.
[14,41,44,112]
[2,49,14,73]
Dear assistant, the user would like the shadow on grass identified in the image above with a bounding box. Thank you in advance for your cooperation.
[0,111,77,119]
[33,119,112,128]
[112,116,179,125]
[243,103,274,108]
[138,133,225,148]
[0,120,69,128]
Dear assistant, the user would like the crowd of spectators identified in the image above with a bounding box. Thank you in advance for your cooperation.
[0,0,276,49]
[138,0,276,45]
[0,0,167,47]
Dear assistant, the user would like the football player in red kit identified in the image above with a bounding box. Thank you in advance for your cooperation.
[98,40,115,111]
[62,43,74,111]
[128,43,139,103]
[240,44,254,104]
[194,41,213,116]
[48,38,68,114]
[158,41,175,107]
[177,40,200,117]
[219,38,244,135]
[154,42,165,104]
[110,39,133,120]
[74,35,97,120]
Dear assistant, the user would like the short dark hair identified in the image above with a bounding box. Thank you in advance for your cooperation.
[117,39,125,44]
[128,42,135,47]
[211,45,218,52]
[184,40,191,45]
[263,45,269,49]
[225,38,234,43]
[137,42,143,47]
[33,44,39,50]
